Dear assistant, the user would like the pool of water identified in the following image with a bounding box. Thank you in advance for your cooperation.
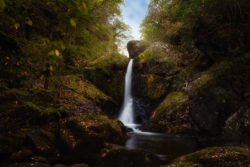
[125,131,199,159]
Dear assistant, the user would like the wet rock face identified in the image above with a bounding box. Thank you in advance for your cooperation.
[189,87,237,135]
[224,107,250,140]
[127,40,148,59]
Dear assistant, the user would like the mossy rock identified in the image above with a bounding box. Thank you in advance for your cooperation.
[26,129,56,155]
[50,75,117,116]
[152,92,187,119]
[150,92,194,134]
[84,53,128,103]
[53,75,111,104]
[133,45,183,115]
[9,148,33,162]
[59,114,127,146]
[189,73,213,91]
[224,106,250,141]
[83,68,125,116]
[187,57,250,136]
[58,114,127,163]
[95,144,161,167]
[162,146,250,167]
[135,74,168,100]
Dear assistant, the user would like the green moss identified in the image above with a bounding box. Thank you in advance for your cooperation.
[8,88,30,96]
[191,73,212,90]
[152,91,186,120]
[162,147,250,167]
[84,55,127,101]
[64,114,123,133]
[22,101,67,118]
[60,114,127,146]
[55,75,110,104]
[23,101,41,111]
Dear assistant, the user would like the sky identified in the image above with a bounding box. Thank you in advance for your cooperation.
[120,0,150,56]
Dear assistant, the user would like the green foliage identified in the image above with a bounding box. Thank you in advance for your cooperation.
[141,0,250,58]
[138,45,167,62]
[0,0,127,89]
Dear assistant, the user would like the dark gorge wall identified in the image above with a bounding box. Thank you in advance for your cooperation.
[131,42,250,142]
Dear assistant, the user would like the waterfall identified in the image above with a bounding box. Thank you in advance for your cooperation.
[118,59,157,134]
[119,59,138,130]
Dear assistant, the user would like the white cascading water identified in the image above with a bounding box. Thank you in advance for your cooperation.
[119,59,161,135]
[118,59,139,131]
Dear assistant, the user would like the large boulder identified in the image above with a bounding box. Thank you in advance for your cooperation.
[224,106,250,141]
[58,114,127,164]
[127,40,148,59]
[149,91,195,134]
[161,146,250,167]
[189,86,236,135]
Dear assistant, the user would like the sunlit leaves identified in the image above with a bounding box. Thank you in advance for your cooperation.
[70,18,77,27]
[49,65,53,71]
[40,75,44,80]
[26,20,33,26]
[48,50,61,57]
[82,1,87,9]
[55,50,60,56]
[81,1,88,14]
[14,23,20,30]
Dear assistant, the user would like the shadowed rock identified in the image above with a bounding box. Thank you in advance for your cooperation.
[127,40,148,59]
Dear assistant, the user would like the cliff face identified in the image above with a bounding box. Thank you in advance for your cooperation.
[132,42,250,141]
